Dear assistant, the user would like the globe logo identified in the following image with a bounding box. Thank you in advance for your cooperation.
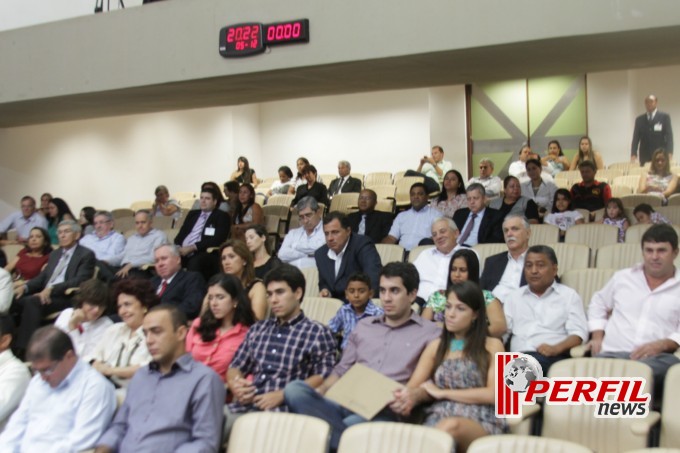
[503,355,543,393]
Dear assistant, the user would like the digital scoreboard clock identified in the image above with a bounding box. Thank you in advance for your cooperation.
[219,19,309,58]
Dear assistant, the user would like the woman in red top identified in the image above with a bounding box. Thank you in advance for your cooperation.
[186,273,256,382]
[5,227,52,281]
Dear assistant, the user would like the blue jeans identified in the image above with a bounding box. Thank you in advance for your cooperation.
[284,380,396,450]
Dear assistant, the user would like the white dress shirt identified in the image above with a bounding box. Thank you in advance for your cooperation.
[0,359,116,453]
[0,350,31,431]
[467,176,503,199]
[79,231,126,266]
[492,251,526,304]
[54,309,114,363]
[422,160,453,185]
[0,211,48,241]
[504,282,588,352]
[0,268,12,314]
[521,179,557,212]
[388,205,442,251]
[588,265,680,353]
[121,228,168,267]
[326,239,350,277]
[413,246,457,300]
[278,222,325,269]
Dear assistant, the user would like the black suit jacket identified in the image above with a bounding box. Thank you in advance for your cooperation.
[631,111,673,164]
[346,210,394,244]
[26,245,95,297]
[480,251,527,293]
[174,209,230,253]
[328,176,362,196]
[314,234,381,300]
[151,270,206,318]
[452,208,504,245]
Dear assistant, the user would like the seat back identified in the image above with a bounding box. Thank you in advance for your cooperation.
[546,243,590,276]
[130,200,153,211]
[151,215,174,230]
[300,267,320,297]
[228,412,330,453]
[267,194,294,207]
[337,422,453,453]
[620,194,663,208]
[329,193,359,214]
[394,176,424,207]
[375,244,405,265]
[473,243,508,272]
[625,223,652,244]
[370,185,397,200]
[468,434,593,453]
[656,206,680,225]
[661,364,680,448]
[561,268,616,312]
[302,297,343,325]
[613,175,642,193]
[595,243,642,270]
[407,245,434,263]
[611,185,633,198]
[364,172,393,188]
[528,224,560,246]
[111,208,134,219]
[2,243,23,261]
[565,224,619,263]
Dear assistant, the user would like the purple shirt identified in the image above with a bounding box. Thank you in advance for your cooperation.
[333,312,441,384]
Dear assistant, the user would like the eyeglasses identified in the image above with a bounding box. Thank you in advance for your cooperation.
[33,359,62,377]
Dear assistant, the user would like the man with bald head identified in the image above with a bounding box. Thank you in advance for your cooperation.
[346,189,393,244]
[413,217,461,301]
[631,94,673,165]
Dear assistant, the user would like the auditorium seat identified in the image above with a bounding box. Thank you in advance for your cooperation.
[301,297,343,325]
[337,422,453,453]
[227,412,330,453]
[375,244,405,266]
[468,434,593,453]
[595,243,642,269]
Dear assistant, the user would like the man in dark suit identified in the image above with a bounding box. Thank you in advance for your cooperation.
[315,212,381,300]
[480,214,530,303]
[346,189,393,244]
[327,160,362,197]
[174,186,230,280]
[631,94,673,165]
[151,244,205,319]
[11,220,95,352]
[452,183,503,246]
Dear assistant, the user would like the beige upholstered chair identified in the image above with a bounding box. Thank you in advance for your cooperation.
[114,216,135,233]
[613,175,643,193]
[608,161,640,172]
[375,199,395,213]
[540,358,659,453]
[267,194,295,207]
[394,176,424,207]
[407,245,434,263]
[111,208,134,219]
[300,267,320,298]
[375,244,405,265]
[301,297,343,326]
[364,172,393,188]
[370,185,397,200]
[1,243,23,262]
[625,224,652,244]
[337,422,453,453]
[611,185,634,198]
[546,243,590,276]
[561,268,616,312]
[528,224,560,246]
[565,224,619,265]
[227,412,330,453]
[329,193,359,214]
[151,215,174,230]
[656,206,680,224]
[595,243,642,270]
[473,243,508,271]
[162,228,179,244]
[129,200,153,211]
[660,364,680,448]
[351,173,364,183]
[667,193,680,206]
[620,194,663,208]
[319,174,337,190]
[468,434,593,453]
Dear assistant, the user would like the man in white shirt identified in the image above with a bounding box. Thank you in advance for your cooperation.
[0,326,116,452]
[0,315,30,431]
[588,224,680,389]
[278,196,326,269]
[79,211,126,281]
[413,218,460,301]
[504,245,588,372]
[114,210,168,280]
[414,145,453,193]
[383,183,441,251]
[0,196,48,245]
[0,268,12,314]
[467,158,502,201]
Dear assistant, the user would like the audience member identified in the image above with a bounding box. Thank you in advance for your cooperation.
[328,160,362,197]
[0,196,48,245]
[150,244,206,318]
[231,155,258,185]
[327,272,383,350]
[543,189,584,241]
[480,215,530,304]
[589,224,680,393]
[90,279,157,386]
[151,185,181,220]
[289,157,312,194]
[453,183,504,246]
[411,281,507,451]
[186,273,255,382]
[95,305,225,453]
[284,262,440,451]
[541,140,571,176]
[45,197,75,245]
[508,144,531,182]
[291,164,329,207]
[638,148,678,203]
[504,245,588,372]
[38,193,52,218]
[315,211,381,299]
[631,94,673,165]
[489,176,539,224]
[423,249,506,338]
[79,210,126,281]
[11,220,95,355]
[225,264,336,435]
[232,183,265,241]
[191,181,230,213]
[413,217,460,302]
[521,158,557,215]
[220,240,267,320]
[570,135,605,170]
[223,180,240,217]
[467,158,502,200]
[346,189,393,244]
[78,206,96,236]
[383,182,442,251]
[599,197,629,242]
[245,224,282,280]
[410,145,453,193]
[634,203,670,225]
[278,197,325,269]
[267,165,294,196]
[431,169,468,217]
[4,226,52,281]
[570,160,611,219]
[54,279,113,362]
[0,314,30,430]
[0,326,115,452]
[115,210,168,279]
[175,187,231,280]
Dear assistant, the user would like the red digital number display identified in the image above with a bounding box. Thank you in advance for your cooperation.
[219,22,265,57]
[264,19,309,45]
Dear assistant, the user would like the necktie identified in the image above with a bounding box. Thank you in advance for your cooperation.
[336,178,345,195]
[358,214,366,235]
[457,213,477,246]
[47,251,70,287]
[183,212,209,247]
[158,280,168,296]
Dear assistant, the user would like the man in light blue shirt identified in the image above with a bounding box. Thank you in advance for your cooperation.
[79,210,126,282]
[382,183,441,251]
[0,326,116,453]
[114,210,168,280]
[0,196,48,245]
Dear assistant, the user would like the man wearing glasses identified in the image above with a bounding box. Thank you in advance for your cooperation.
[79,211,126,282]
[467,158,502,201]
[0,326,116,452]
[346,189,394,245]
[278,197,326,269]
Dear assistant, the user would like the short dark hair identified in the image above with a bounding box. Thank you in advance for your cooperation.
[578,160,597,172]
[526,245,558,265]
[526,158,542,170]
[21,195,36,205]
[224,181,240,194]
[201,187,221,202]
[27,326,74,362]
[147,304,188,330]
[323,211,350,229]
[75,278,110,311]
[410,182,427,194]
[380,262,419,294]
[112,279,159,309]
[432,145,444,153]
[278,166,294,179]
[264,263,306,301]
[302,164,317,175]
[503,175,519,189]
[347,272,372,290]
[633,203,655,216]
[641,224,678,250]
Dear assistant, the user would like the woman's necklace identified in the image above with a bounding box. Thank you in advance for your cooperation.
[449,339,465,352]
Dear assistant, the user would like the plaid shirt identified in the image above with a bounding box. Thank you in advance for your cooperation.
[228,312,337,412]
[327,302,384,350]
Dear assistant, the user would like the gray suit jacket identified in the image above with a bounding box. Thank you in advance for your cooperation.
[26,245,96,297]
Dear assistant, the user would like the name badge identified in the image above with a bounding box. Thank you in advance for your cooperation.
[654,123,663,131]
[204,227,216,236]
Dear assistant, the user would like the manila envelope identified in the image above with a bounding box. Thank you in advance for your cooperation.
[325,363,403,420]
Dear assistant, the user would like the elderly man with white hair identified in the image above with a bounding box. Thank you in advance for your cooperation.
[413,217,462,302]
[467,158,503,200]
[328,160,362,198]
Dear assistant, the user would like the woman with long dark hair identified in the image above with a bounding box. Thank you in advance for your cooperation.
[46,197,75,244]
[431,170,467,218]
[5,227,52,281]
[220,240,267,320]
[231,156,258,185]
[232,184,264,241]
[569,136,604,170]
